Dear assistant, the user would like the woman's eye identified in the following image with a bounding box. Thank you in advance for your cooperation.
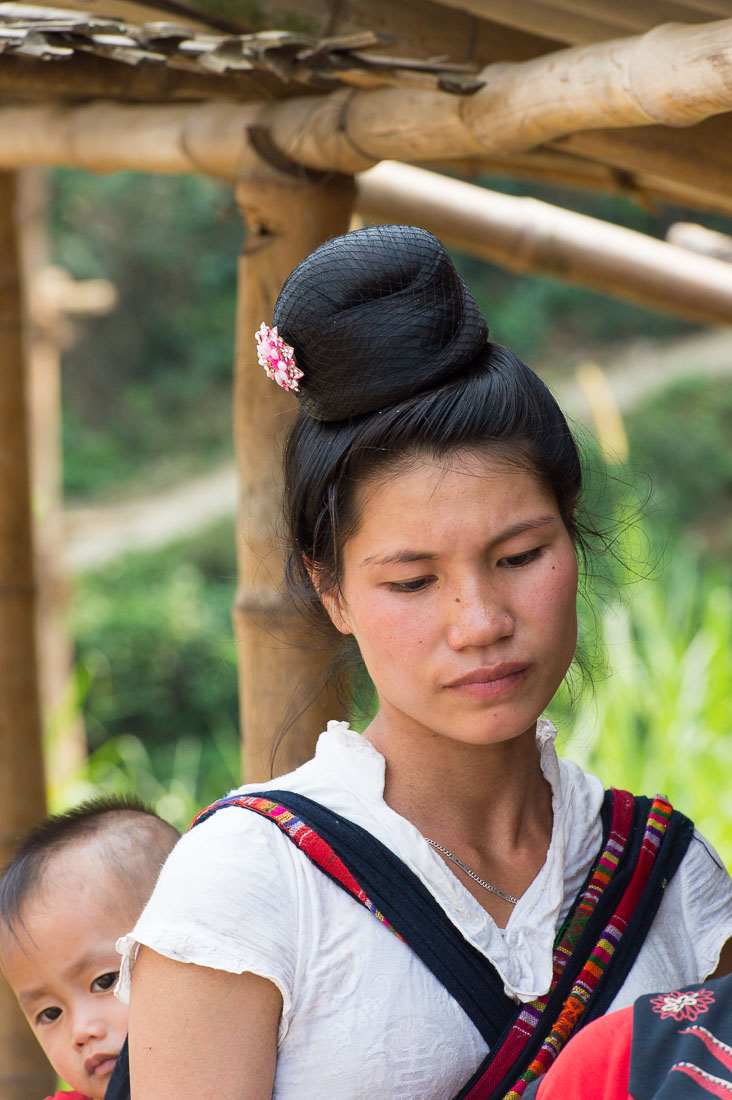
[499,547,543,569]
[36,1006,61,1025]
[386,576,434,593]
[92,972,119,992]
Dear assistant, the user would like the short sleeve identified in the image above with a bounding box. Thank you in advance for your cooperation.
[674,831,732,978]
[116,806,301,1039]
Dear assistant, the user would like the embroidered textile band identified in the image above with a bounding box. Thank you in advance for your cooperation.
[496,795,674,1100]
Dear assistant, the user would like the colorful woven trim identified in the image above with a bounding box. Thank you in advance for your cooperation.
[495,793,674,1100]
[189,794,404,940]
[452,789,634,1100]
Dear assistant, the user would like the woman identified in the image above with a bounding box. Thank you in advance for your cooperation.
[117,226,732,1100]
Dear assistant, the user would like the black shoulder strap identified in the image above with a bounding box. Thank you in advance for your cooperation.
[453,792,694,1100]
[105,787,694,1100]
[196,789,518,1045]
[105,1035,129,1100]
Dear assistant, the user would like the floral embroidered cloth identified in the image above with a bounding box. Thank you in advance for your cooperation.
[529,974,732,1099]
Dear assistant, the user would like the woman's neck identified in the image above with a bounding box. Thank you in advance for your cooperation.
[363,710,552,859]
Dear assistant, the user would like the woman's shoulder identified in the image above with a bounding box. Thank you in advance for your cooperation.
[116,786,316,1007]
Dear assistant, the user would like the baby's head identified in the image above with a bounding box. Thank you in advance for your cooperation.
[0,795,179,1099]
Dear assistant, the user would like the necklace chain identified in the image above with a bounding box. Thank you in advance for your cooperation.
[425,838,520,905]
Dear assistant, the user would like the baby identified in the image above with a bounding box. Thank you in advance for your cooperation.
[0,795,179,1100]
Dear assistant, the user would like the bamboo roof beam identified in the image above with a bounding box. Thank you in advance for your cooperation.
[0,19,731,178]
[356,162,732,326]
[431,150,732,216]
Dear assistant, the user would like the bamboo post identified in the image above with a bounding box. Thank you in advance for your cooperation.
[17,169,89,794]
[0,172,54,1100]
[232,170,356,781]
[356,161,732,326]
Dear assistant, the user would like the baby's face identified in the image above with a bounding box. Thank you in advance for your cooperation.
[0,864,131,1100]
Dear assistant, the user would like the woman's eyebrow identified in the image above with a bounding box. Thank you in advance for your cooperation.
[489,514,557,549]
[361,515,558,568]
[361,550,436,568]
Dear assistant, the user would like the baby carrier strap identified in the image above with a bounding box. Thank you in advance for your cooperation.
[191,789,517,1044]
[104,788,693,1100]
[191,788,693,1099]
[457,792,693,1100]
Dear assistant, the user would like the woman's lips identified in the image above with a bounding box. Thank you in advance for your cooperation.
[443,663,530,698]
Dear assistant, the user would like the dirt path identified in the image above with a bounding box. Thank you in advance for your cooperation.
[62,328,732,573]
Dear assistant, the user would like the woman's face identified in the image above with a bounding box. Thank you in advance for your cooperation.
[324,449,578,747]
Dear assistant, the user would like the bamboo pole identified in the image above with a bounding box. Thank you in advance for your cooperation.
[556,112,732,215]
[429,137,732,216]
[232,171,356,782]
[356,162,732,326]
[667,222,732,261]
[0,19,731,177]
[0,172,54,1100]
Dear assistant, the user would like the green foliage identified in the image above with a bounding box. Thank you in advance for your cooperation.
[550,520,732,867]
[624,375,732,533]
[52,727,240,833]
[70,520,239,774]
[52,170,240,499]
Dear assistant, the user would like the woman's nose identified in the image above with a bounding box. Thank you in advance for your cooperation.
[445,588,515,650]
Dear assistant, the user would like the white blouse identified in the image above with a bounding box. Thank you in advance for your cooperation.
[117,720,732,1100]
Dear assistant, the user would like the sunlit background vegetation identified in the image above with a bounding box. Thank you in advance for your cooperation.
[50,170,732,862]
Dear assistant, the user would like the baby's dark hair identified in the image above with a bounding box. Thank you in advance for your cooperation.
[275,225,583,637]
[0,794,179,936]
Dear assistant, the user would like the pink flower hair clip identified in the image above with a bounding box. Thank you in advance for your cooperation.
[255,323,303,393]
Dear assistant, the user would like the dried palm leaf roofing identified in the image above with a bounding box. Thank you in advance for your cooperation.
[0,3,488,99]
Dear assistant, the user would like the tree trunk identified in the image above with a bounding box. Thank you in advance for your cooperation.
[232,171,356,782]
[0,171,54,1100]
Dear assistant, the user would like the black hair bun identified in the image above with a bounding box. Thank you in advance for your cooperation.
[272,224,489,422]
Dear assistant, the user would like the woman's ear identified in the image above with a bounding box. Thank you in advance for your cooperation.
[305,560,353,636]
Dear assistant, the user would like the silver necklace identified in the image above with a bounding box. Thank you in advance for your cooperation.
[425,838,520,905]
